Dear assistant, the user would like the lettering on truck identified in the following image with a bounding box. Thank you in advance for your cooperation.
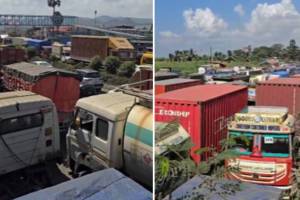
[157,109,190,118]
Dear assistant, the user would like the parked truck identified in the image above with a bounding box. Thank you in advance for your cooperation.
[66,89,153,188]
[71,35,135,62]
[155,121,191,197]
[155,84,248,163]
[0,46,25,66]
[0,91,60,175]
[2,62,80,133]
[226,106,300,199]
[140,51,153,65]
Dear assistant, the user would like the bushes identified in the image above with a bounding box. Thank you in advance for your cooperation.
[52,61,75,71]
[26,47,37,59]
[49,55,60,62]
[89,56,103,71]
[103,56,121,74]
[101,71,131,85]
[118,61,136,78]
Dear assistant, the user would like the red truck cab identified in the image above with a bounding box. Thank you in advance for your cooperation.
[226,106,296,198]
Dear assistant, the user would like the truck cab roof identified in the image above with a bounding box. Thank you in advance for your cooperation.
[76,69,98,73]
[0,91,53,114]
[76,92,135,121]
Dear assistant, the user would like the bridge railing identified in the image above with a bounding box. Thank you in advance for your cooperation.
[0,15,77,26]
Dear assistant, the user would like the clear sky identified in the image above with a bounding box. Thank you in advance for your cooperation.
[156,0,300,57]
[0,0,152,18]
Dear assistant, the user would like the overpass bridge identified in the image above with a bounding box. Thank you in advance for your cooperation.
[0,14,77,26]
[0,14,149,39]
[73,25,146,39]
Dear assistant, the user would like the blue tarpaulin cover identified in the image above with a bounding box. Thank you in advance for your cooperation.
[168,175,282,200]
[16,168,152,200]
[272,70,289,77]
[26,39,51,49]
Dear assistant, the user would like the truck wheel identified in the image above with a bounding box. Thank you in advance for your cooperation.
[69,157,75,172]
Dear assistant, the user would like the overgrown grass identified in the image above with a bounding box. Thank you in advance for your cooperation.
[155,60,207,75]
[50,59,132,86]
[101,71,131,86]
[156,59,261,75]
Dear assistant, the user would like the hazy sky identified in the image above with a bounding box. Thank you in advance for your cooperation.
[156,0,300,56]
[0,0,152,18]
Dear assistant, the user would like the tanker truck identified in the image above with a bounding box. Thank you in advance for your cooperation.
[66,88,153,188]
[226,106,300,199]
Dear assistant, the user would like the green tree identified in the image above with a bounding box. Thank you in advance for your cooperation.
[233,49,248,60]
[168,53,174,61]
[104,56,121,74]
[270,43,284,58]
[49,54,60,62]
[26,47,37,59]
[227,50,232,57]
[202,54,209,60]
[287,39,298,61]
[118,61,136,78]
[89,56,103,71]
[155,121,241,199]
[251,46,272,60]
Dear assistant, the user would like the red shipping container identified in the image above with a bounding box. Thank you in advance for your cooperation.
[2,62,80,124]
[155,78,202,95]
[256,78,300,116]
[71,36,109,62]
[156,84,248,163]
[131,66,153,90]
[0,46,25,65]
[291,74,300,78]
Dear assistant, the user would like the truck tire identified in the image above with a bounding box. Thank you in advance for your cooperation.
[68,157,75,173]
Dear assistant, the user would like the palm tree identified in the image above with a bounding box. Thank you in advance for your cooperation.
[48,0,61,13]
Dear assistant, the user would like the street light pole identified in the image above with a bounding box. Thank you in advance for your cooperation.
[47,0,62,38]
[94,10,98,27]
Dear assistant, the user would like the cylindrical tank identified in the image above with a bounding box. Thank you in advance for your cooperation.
[123,104,153,188]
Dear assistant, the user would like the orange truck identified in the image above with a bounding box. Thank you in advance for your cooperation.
[226,106,299,199]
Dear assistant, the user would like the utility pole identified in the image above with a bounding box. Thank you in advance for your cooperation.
[94,10,98,27]
[210,46,213,63]
[47,0,63,38]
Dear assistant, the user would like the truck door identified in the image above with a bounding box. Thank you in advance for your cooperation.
[91,117,112,167]
[0,112,44,174]
[71,109,94,153]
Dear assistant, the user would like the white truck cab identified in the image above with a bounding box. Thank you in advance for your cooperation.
[0,91,60,175]
[66,91,153,187]
[67,92,135,170]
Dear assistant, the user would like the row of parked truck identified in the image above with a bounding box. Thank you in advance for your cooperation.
[0,60,153,198]
[155,72,300,199]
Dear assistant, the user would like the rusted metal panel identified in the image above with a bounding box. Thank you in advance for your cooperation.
[2,63,80,123]
[155,78,202,95]
[0,91,60,176]
[155,84,248,163]
[131,66,153,90]
[0,47,25,65]
[291,74,300,78]
[256,78,300,116]
[71,36,109,62]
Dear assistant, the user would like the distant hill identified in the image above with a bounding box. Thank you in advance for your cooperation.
[77,15,152,28]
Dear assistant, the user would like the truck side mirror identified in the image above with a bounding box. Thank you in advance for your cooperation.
[71,117,81,130]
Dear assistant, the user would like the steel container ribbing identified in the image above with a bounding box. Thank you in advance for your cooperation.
[155,84,248,162]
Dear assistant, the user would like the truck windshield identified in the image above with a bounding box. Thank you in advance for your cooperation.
[261,135,289,157]
[229,132,253,155]
[142,57,153,65]
[86,73,99,78]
